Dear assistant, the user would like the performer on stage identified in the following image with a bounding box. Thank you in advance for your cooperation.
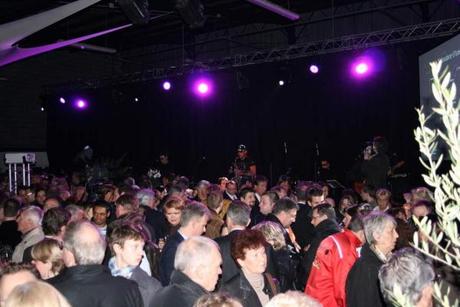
[229,144,256,180]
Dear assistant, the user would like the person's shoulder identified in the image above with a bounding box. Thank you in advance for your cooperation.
[152,284,187,304]
[215,234,230,245]
[132,267,162,288]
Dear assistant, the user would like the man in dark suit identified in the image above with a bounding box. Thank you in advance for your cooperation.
[215,200,250,285]
[291,183,324,250]
[0,198,22,250]
[159,202,210,286]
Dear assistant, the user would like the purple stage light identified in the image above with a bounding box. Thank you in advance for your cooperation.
[74,99,88,110]
[351,56,374,78]
[163,81,171,91]
[192,78,213,97]
[355,63,369,74]
[309,65,319,74]
[198,82,209,94]
[59,97,66,104]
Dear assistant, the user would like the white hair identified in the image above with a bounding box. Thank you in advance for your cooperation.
[21,206,43,227]
[266,291,322,307]
[136,189,156,207]
[63,221,106,265]
[363,212,396,245]
[174,236,219,273]
[379,248,434,305]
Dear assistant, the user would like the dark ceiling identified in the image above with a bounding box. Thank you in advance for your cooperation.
[1,0,365,51]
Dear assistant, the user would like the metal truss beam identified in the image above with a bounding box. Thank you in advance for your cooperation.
[49,18,460,90]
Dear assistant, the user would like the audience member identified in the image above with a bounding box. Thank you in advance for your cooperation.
[346,212,399,307]
[301,203,341,285]
[4,280,71,307]
[12,206,44,263]
[0,263,38,304]
[153,236,222,307]
[221,229,279,307]
[291,183,323,250]
[31,238,64,279]
[0,199,22,250]
[109,224,162,306]
[92,201,111,237]
[159,202,210,286]
[215,200,251,284]
[379,248,434,307]
[305,212,365,307]
[205,188,225,239]
[49,220,143,307]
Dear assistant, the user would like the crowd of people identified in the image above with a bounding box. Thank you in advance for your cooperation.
[0,147,450,307]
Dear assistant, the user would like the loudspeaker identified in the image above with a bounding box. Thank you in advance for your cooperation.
[119,0,150,25]
[175,0,206,29]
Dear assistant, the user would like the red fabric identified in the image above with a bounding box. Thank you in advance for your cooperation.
[305,230,362,307]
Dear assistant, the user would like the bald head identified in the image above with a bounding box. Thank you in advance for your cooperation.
[63,221,106,266]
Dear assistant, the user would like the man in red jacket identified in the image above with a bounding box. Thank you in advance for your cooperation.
[305,213,365,307]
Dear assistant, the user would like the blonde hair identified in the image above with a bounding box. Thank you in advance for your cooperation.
[31,239,64,276]
[252,221,286,251]
[5,281,71,307]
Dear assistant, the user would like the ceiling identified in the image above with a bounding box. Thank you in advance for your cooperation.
[0,0,365,51]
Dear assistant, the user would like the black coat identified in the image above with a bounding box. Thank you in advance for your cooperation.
[220,271,279,307]
[151,270,208,307]
[302,219,341,284]
[159,231,184,285]
[49,265,143,307]
[345,244,386,307]
[215,230,242,284]
[142,206,168,241]
[291,204,315,249]
[0,220,21,250]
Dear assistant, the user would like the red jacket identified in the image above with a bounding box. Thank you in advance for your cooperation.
[305,230,362,307]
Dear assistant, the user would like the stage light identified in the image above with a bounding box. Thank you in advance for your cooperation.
[355,63,368,74]
[59,97,66,104]
[74,98,88,110]
[309,65,319,74]
[198,82,209,94]
[351,56,374,78]
[192,77,213,97]
[40,107,45,112]
[134,97,139,102]
[163,81,171,91]
[278,80,285,86]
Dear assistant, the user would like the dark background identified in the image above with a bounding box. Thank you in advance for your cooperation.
[46,39,445,186]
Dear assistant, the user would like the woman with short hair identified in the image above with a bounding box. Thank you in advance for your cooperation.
[221,229,279,307]
[31,238,64,280]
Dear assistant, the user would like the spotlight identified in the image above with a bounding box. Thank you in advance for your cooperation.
[134,97,139,102]
[278,80,285,86]
[198,82,209,94]
[40,107,45,112]
[74,99,88,110]
[350,53,379,79]
[163,81,171,91]
[192,78,213,97]
[309,65,319,74]
[355,63,369,75]
[59,97,66,104]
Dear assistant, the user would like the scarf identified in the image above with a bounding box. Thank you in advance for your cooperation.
[108,257,136,279]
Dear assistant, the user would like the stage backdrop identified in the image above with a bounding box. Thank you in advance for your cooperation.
[46,38,449,185]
